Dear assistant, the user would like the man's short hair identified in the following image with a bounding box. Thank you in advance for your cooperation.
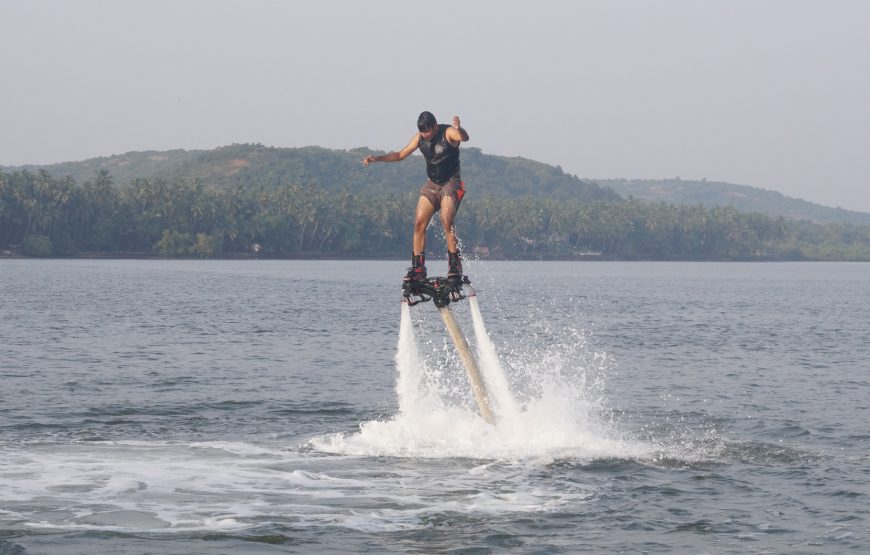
[417,111,437,131]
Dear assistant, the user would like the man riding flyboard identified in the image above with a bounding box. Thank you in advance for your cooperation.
[362,111,470,304]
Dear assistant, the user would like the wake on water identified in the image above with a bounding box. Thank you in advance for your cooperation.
[311,296,653,462]
[3,296,650,537]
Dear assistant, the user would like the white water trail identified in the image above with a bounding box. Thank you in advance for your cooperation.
[468,296,520,421]
[395,301,423,414]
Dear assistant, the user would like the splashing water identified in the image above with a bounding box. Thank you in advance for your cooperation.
[468,295,520,420]
[311,298,651,462]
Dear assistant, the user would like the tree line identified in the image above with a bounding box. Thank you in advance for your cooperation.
[3,168,870,260]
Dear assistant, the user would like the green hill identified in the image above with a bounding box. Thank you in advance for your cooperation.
[5,144,620,203]
[598,178,870,225]
[4,148,870,260]
[10,146,869,225]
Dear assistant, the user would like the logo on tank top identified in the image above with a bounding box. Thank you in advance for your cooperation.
[435,144,444,155]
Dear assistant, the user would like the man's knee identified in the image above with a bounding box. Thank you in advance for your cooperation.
[440,208,456,229]
[414,216,430,233]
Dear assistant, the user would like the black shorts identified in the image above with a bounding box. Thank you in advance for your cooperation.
[420,176,465,212]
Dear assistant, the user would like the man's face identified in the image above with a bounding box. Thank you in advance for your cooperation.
[419,125,437,141]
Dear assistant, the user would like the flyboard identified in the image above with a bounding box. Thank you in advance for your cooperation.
[402,273,496,424]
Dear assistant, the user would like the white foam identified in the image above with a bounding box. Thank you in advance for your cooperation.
[309,300,653,462]
[188,441,284,457]
[0,433,615,535]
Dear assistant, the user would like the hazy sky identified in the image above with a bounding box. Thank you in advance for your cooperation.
[2,1,868,211]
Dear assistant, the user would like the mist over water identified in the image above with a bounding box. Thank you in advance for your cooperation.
[1,260,868,554]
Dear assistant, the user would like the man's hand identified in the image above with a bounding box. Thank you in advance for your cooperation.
[362,155,376,166]
[449,115,469,143]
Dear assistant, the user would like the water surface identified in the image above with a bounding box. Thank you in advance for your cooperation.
[1,259,868,553]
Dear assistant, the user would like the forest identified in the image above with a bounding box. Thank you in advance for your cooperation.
[3,167,870,261]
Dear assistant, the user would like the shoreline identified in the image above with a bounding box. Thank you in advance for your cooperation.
[2,251,865,262]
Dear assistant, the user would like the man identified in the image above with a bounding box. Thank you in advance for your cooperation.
[362,111,470,284]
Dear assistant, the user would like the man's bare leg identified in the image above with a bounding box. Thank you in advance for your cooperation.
[440,195,464,280]
[404,196,436,284]
[413,196,436,255]
[440,195,458,253]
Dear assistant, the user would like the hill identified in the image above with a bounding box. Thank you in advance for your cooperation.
[5,144,620,203]
[4,150,870,260]
[8,146,870,226]
[597,178,870,225]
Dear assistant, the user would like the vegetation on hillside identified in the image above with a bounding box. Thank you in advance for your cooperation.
[12,145,868,228]
[3,168,870,260]
[8,144,620,203]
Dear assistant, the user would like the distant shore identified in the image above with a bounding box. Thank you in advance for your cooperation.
[3,250,854,262]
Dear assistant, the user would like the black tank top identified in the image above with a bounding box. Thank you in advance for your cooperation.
[418,124,460,184]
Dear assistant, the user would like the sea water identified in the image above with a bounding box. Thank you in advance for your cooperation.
[1,259,868,553]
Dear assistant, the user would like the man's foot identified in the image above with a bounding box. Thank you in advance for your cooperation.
[447,250,463,282]
[404,265,427,283]
[404,252,427,284]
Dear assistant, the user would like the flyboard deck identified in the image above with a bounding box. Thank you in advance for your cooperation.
[403,276,496,424]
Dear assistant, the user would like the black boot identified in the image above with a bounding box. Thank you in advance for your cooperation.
[404,252,427,284]
[447,250,463,282]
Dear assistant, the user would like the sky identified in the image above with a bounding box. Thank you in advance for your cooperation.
[2,0,869,211]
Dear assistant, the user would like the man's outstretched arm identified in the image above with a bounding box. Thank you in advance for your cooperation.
[363,133,421,166]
